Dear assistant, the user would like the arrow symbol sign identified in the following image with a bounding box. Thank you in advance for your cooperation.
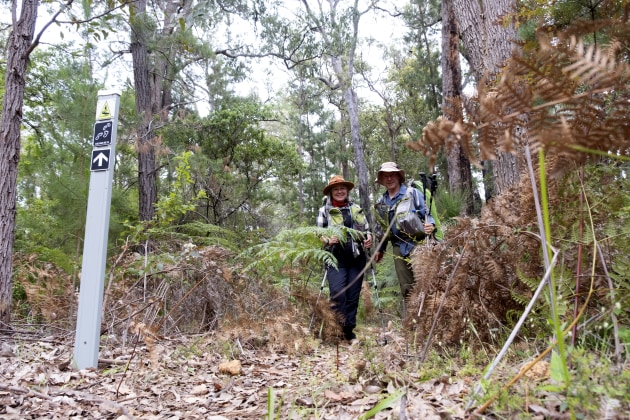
[90,149,111,171]
[93,152,108,166]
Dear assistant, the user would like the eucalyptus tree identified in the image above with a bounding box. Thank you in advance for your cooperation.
[451,0,521,197]
[128,0,191,223]
[105,0,250,225]
[268,0,381,222]
[440,0,475,214]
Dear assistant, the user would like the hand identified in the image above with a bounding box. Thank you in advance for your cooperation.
[363,236,372,249]
[328,236,340,245]
[424,223,435,235]
[374,251,384,263]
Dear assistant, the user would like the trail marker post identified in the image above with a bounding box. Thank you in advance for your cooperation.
[73,90,121,369]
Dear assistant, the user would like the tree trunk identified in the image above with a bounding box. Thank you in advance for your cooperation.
[441,0,476,215]
[130,0,157,222]
[452,0,522,196]
[0,0,39,325]
[323,0,372,223]
[130,0,191,222]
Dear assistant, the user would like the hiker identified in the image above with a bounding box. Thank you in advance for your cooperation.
[373,162,435,299]
[316,175,372,342]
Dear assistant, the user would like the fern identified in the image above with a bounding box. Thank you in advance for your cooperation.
[240,225,366,273]
[408,18,630,171]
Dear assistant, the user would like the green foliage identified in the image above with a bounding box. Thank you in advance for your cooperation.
[16,47,107,258]
[158,99,301,232]
[154,151,207,227]
[242,226,351,274]
[357,387,406,420]
[553,347,630,418]
[120,219,240,253]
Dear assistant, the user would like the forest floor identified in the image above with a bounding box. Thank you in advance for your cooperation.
[0,323,563,420]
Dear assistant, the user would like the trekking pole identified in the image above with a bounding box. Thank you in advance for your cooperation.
[367,252,387,344]
[420,171,439,241]
[308,268,328,331]
[428,173,437,221]
[369,265,386,331]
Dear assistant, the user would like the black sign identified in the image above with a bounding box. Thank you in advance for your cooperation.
[91,149,111,171]
[93,121,113,147]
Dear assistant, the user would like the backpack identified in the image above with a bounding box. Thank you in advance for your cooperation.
[374,186,428,242]
[409,178,443,241]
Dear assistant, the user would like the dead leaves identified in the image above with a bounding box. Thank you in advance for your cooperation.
[0,331,477,419]
[218,359,241,375]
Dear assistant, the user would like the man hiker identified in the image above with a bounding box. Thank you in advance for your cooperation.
[373,162,435,299]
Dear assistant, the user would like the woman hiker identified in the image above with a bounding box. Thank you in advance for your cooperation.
[316,175,372,342]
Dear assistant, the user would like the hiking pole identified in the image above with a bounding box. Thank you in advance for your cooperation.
[428,173,437,221]
[420,171,438,241]
[419,172,430,218]
[369,264,385,330]
[308,268,328,331]
[368,255,387,344]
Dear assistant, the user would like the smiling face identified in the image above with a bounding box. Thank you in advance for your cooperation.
[331,185,349,202]
[381,172,401,192]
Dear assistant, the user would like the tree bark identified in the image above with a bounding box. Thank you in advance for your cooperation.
[130,0,189,222]
[441,0,476,215]
[452,0,522,196]
[130,0,157,222]
[0,0,39,325]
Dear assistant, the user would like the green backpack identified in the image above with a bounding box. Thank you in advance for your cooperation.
[409,176,444,241]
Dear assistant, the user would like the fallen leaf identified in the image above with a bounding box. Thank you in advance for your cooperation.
[218,360,241,376]
[191,384,208,395]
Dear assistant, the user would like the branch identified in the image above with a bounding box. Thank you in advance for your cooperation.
[27,1,134,57]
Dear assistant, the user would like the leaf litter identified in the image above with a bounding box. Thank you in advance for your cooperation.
[0,327,474,419]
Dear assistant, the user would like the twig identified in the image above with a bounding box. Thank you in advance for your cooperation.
[0,383,136,419]
[465,248,559,410]
[419,240,470,363]
[596,243,623,363]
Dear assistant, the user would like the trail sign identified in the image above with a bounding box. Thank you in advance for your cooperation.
[97,101,113,120]
[74,90,120,370]
[90,149,110,171]
[93,121,113,147]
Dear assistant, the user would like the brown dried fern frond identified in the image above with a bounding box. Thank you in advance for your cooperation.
[410,18,630,171]
[13,253,75,325]
[406,175,550,347]
[410,117,478,169]
[564,37,630,87]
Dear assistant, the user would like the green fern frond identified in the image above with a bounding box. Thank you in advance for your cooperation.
[515,269,541,295]
[241,226,363,273]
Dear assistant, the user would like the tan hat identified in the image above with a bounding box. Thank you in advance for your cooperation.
[376,162,405,185]
[323,175,354,195]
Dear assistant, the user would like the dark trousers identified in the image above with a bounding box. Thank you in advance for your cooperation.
[326,260,365,329]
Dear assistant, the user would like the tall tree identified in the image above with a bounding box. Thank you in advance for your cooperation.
[440,0,475,215]
[0,0,39,325]
[129,0,194,222]
[452,0,521,197]
[298,0,373,221]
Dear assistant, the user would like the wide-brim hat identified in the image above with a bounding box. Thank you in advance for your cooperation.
[323,175,355,195]
[376,162,405,185]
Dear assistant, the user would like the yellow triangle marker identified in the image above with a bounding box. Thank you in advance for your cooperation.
[98,102,112,120]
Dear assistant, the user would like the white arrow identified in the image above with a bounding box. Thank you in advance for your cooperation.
[93,152,109,167]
